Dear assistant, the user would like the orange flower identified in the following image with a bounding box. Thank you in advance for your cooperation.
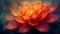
[6,2,57,33]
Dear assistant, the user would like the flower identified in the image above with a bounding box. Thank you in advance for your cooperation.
[6,1,57,33]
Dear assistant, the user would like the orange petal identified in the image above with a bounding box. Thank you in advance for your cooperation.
[11,7,23,16]
[41,3,46,11]
[6,21,19,30]
[32,2,38,10]
[15,17,26,24]
[23,2,31,10]
[31,14,38,19]
[11,9,18,16]
[19,24,31,33]
[38,10,48,21]
[23,16,31,20]
[46,15,57,23]
[35,23,48,32]
[23,2,30,7]
[37,2,42,9]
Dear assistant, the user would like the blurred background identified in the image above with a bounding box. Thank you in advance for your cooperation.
[0,0,60,34]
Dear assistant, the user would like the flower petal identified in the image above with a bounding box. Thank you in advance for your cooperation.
[15,17,26,23]
[28,20,38,26]
[11,9,19,16]
[48,4,57,14]
[19,24,31,33]
[46,15,57,23]
[35,23,48,32]
[41,3,46,11]
[6,20,19,30]
[38,10,48,21]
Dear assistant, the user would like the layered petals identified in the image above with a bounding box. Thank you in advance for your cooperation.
[15,17,26,23]
[48,4,57,14]
[6,20,19,30]
[11,9,19,16]
[28,20,38,26]
[6,1,57,33]
[38,10,48,21]
[35,23,48,32]
[19,24,31,33]
[46,15,57,23]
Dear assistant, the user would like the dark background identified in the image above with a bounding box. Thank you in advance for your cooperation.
[0,0,60,34]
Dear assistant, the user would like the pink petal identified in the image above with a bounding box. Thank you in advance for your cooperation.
[48,4,57,14]
[6,20,19,30]
[46,15,57,23]
[19,24,31,33]
[35,23,48,32]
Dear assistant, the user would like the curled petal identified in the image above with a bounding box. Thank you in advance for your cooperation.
[37,2,42,9]
[11,9,18,16]
[48,4,57,13]
[6,21,19,30]
[46,15,57,23]
[23,2,30,7]
[28,20,38,26]
[41,3,46,11]
[23,2,31,10]
[37,2,42,15]
[23,16,31,20]
[15,17,26,23]
[19,24,31,33]
[32,2,38,10]
[11,8,23,17]
[32,14,38,19]
[35,23,48,32]
[38,10,48,20]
